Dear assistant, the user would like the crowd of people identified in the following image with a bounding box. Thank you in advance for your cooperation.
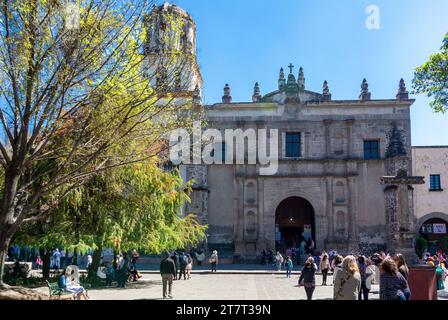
[294,251,412,300]
[159,249,219,299]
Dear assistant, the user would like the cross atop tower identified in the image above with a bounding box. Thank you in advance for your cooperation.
[288,63,294,74]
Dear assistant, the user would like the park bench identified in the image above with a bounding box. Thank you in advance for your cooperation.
[46,280,73,300]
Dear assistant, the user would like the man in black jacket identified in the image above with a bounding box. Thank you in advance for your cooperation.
[171,251,179,280]
[160,251,176,299]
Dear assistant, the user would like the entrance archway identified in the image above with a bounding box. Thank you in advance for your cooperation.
[275,196,315,252]
[417,214,448,254]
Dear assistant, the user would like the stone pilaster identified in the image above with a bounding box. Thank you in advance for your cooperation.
[323,119,333,159]
[347,176,359,249]
[325,177,334,242]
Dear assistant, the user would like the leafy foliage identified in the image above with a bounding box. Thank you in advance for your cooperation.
[412,33,448,113]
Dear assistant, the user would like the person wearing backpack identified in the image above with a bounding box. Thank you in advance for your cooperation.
[298,257,317,300]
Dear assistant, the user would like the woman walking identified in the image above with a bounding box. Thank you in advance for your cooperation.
[185,254,193,279]
[379,258,410,300]
[285,256,293,278]
[334,255,361,300]
[320,253,330,285]
[275,251,284,271]
[298,257,317,300]
[358,255,375,300]
[209,250,218,272]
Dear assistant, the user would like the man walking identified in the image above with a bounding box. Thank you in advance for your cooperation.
[171,251,179,280]
[160,251,176,299]
[53,248,61,271]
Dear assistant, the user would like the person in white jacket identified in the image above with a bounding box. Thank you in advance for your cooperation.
[364,259,376,294]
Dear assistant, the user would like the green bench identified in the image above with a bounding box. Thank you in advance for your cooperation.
[46,280,73,300]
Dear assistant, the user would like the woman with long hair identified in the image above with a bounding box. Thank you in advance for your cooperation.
[298,257,317,300]
[320,253,330,285]
[333,255,361,300]
[392,253,409,281]
[379,258,410,300]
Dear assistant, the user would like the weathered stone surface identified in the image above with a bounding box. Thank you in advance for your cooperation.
[0,287,49,300]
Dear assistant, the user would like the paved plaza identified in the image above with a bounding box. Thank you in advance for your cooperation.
[34,272,382,300]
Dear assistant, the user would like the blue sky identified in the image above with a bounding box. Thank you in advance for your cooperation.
[172,0,448,146]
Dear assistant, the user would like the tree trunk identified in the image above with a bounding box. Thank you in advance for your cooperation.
[0,228,13,288]
[39,248,50,279]
[88,245,102,279]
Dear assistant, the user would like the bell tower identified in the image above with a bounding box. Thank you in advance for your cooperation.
[144,2,202,98]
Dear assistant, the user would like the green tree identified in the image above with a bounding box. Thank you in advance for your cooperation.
[14,160,206,280]
[0,0,201,287]
[412,32,448,113]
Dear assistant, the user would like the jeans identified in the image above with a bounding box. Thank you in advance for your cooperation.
[358,283,370,300]
[286,269,292,277]
[322,268,328,285]
[117,270,127,287]
[211,262,217,272]
[304,282,315,300]
[179,268,186,279]
[161,274,174,298]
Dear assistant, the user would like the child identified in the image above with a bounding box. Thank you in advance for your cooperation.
[35,256,43,270]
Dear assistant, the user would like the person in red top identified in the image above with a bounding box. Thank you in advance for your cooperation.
[35,256,43,270]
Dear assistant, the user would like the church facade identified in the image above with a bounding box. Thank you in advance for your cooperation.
[146,3,418,259]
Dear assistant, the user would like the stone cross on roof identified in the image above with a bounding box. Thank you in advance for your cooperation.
[288,63,294,74]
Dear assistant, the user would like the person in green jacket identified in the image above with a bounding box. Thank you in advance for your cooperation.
[436,262,445,291]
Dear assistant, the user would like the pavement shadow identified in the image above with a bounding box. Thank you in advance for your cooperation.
[90,280,162,291]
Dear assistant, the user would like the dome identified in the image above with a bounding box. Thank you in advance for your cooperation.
[152,1,192,21]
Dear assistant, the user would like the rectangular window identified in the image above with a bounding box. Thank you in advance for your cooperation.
[221,142,226,162]
[430,174,442,191]
[364,140,379,160]
[285,132,301,158]
[211,142,226,163]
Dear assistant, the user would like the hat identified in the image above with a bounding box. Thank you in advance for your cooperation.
[213,250,217,254]
[427,256,434,261]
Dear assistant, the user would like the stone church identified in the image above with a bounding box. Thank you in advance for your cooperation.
[146,2,418,260]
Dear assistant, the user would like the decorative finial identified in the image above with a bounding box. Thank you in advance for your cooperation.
[322,80,331,101]
[278,67,286,91]
[252,82,261,102]
[359,78,371,101]
[222,83,232,103]
[396,78,409,100]
[298,67,305,90]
